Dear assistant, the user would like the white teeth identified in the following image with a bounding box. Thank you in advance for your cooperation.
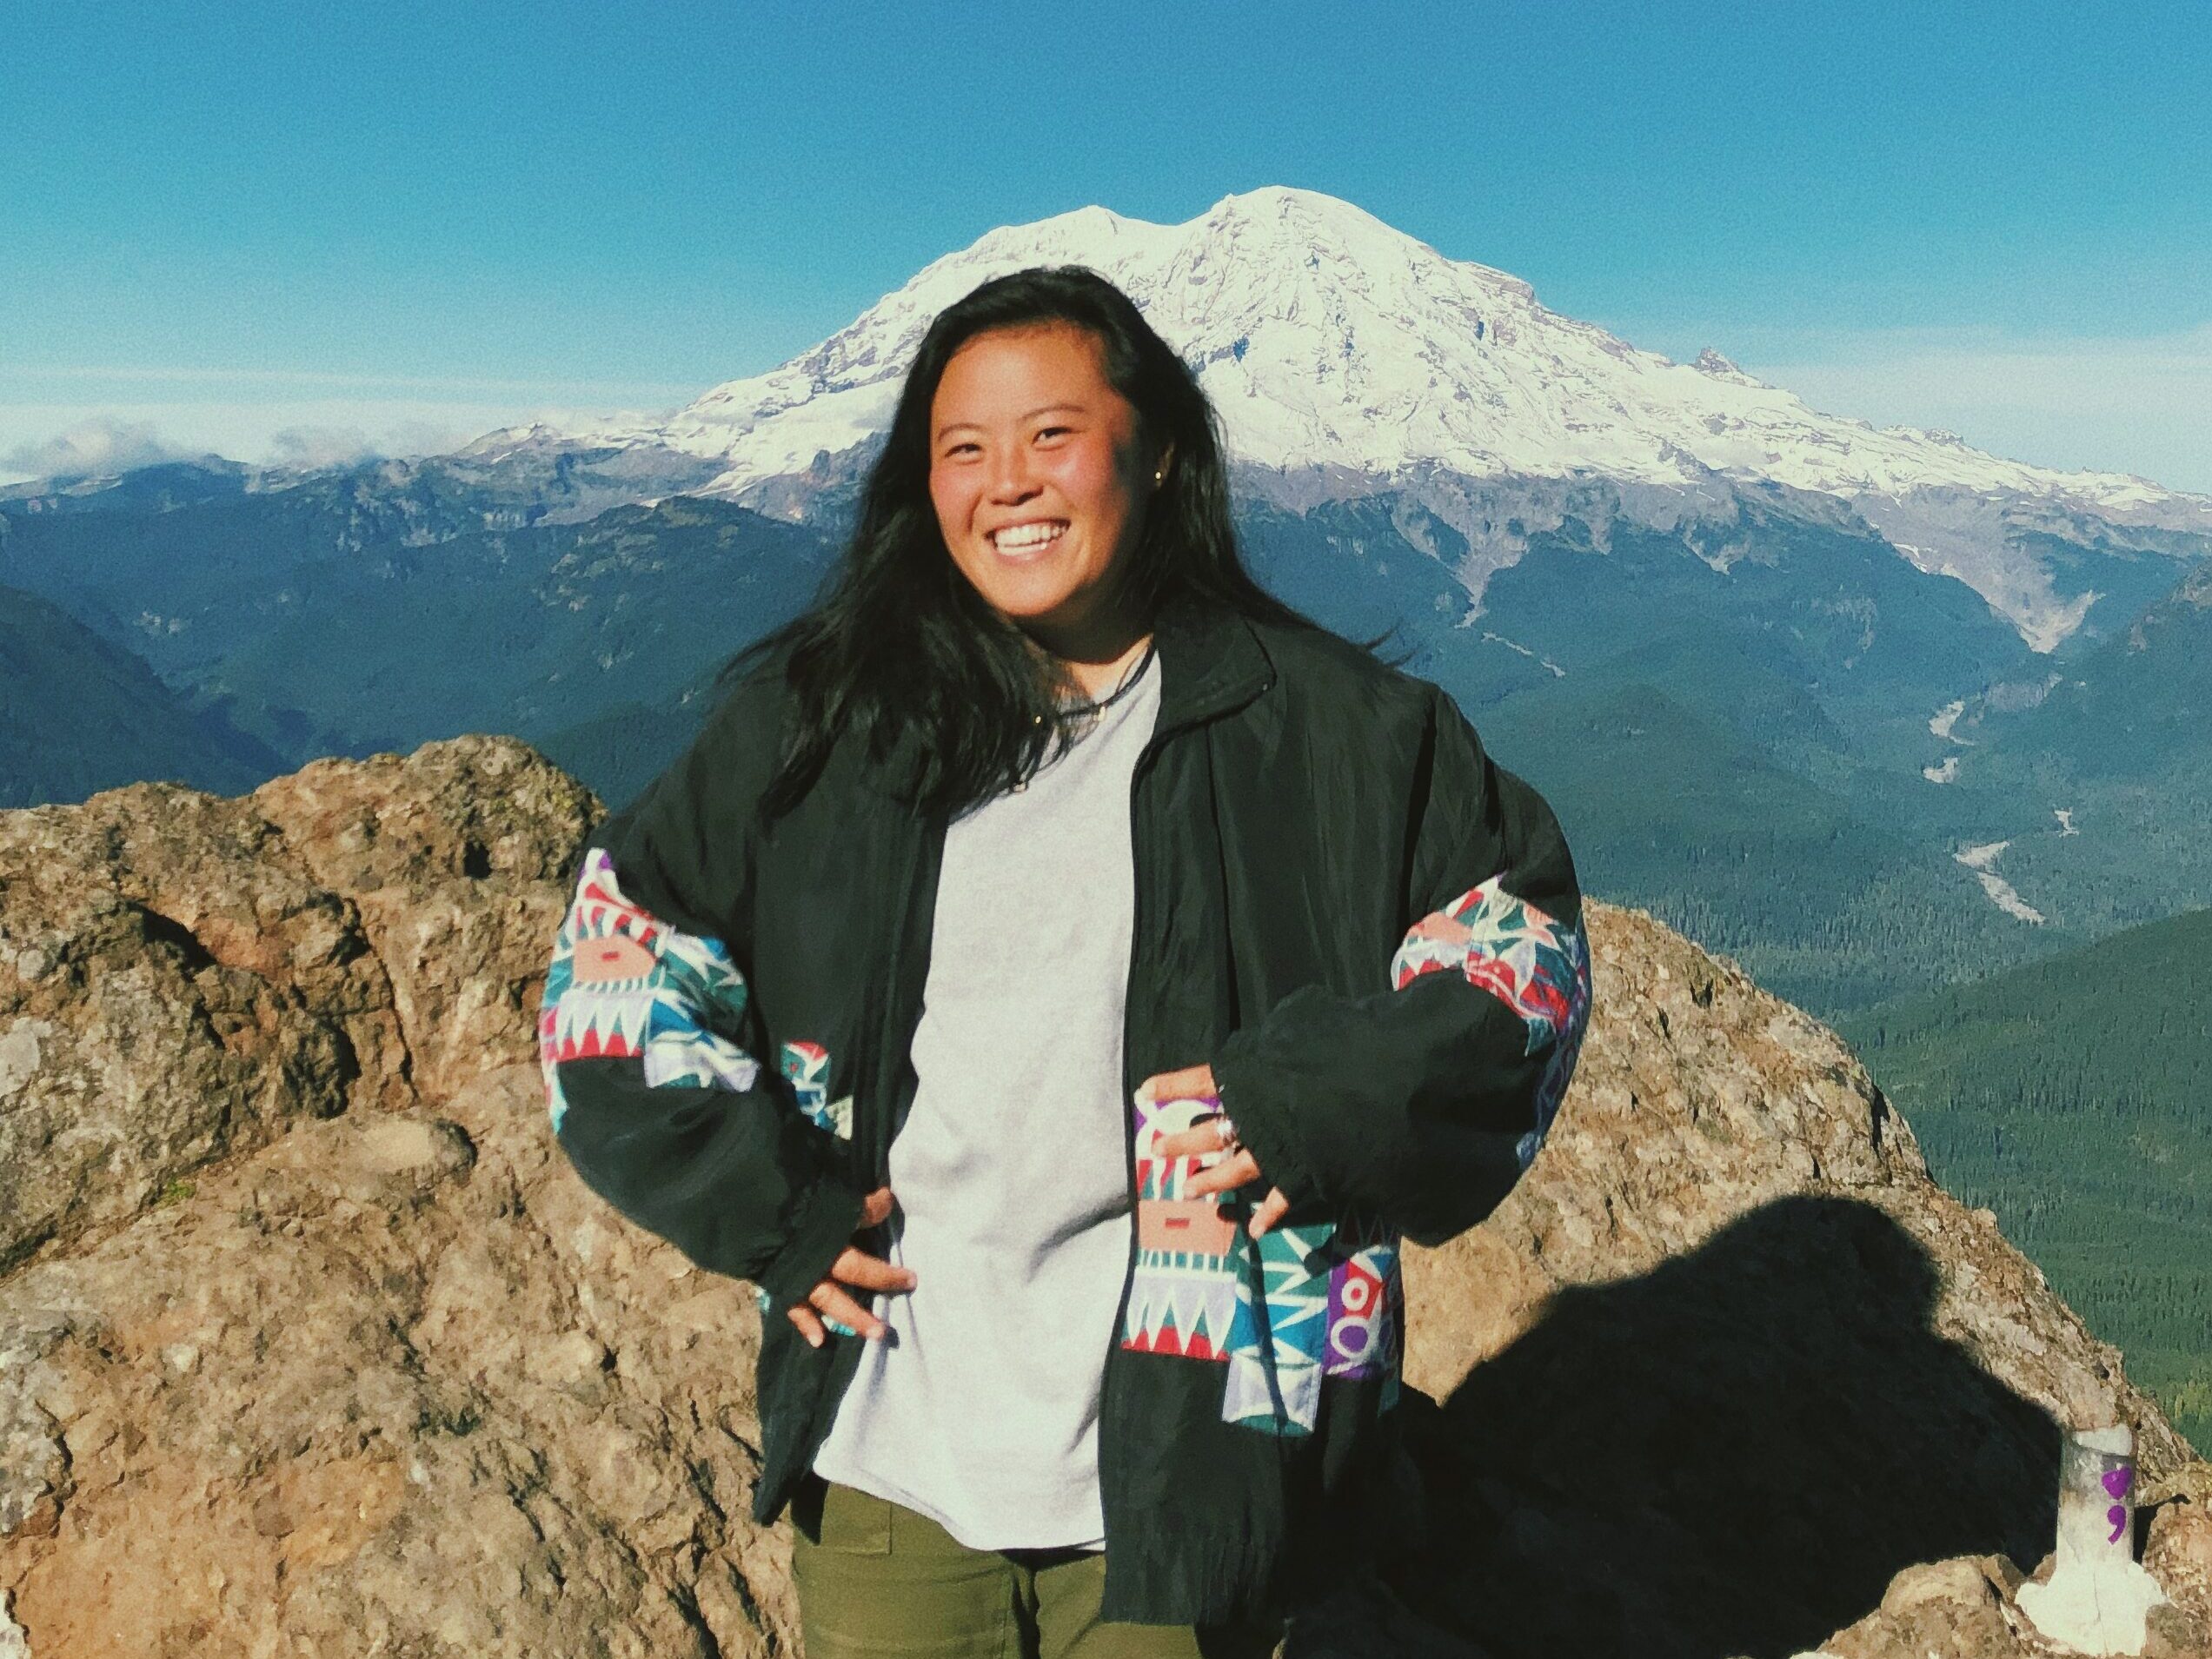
[991,521,1066,549]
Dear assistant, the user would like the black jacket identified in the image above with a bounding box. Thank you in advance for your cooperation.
[538,595,1591,1624]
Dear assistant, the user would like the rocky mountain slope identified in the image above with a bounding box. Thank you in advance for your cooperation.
[2,739,2207,1656]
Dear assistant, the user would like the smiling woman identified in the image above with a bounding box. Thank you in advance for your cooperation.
[927,321,1169,682]
[712,268,1305,823]
[537,265,1591,1658]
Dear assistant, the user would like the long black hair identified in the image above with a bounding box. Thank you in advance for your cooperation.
[720,263,1313,820]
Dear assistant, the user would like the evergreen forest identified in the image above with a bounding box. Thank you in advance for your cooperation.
[1843,908,2212,1455]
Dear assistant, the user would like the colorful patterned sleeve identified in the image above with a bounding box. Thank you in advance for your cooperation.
[1210,691,1591,1249]
[541,847,761,1131]
[539,842,867,1309]
[1388,874,1593,1172]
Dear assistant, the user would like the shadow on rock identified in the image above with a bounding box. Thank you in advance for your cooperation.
[1384,1193,2062,1659]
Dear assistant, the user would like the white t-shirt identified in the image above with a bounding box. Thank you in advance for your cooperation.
[810,651,1161,1550]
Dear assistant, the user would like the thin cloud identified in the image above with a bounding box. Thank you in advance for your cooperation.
[265,424,380,468]
[1,415,199,481]
[0,402,624,487]
[261,419,485,468]
[1744,322,2212,411]
[375,418,482,459]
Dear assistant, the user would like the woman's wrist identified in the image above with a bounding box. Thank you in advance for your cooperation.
[1207,1039,1328,1216]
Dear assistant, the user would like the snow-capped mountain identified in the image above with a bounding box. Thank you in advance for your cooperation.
[484,186,2212,649]
[15,187,2212,996]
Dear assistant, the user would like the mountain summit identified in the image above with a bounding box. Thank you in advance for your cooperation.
[568,186,2178,507]
[528,186,2209,648]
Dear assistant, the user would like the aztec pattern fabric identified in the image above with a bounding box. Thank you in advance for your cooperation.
[1123,1086,1404,1439]
[1125,1088,1245,1362]
[542,851,862,1338]
[538,846,761,1135]
[764,1041,858,1337]
[781,1039,854,1143]
[1220,1223,1402,1437]
[1122,877,1587,1438]
[1389,876,1593,1171]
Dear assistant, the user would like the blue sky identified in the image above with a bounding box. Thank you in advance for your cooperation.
[4,0,2207,488]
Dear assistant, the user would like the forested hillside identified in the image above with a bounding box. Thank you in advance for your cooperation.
[1843,908,2212,1453]
[17,454,2212,1032]
[0,581,282,806]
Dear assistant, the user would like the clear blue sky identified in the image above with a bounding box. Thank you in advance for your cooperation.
[4,0,2207,487]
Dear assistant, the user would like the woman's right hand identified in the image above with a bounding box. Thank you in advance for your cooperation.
[787,1186,916,1347]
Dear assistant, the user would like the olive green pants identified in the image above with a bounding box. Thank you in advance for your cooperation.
[789,1477,1283,1659]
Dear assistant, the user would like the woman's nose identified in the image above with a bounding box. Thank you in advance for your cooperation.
[986,446,1039,500]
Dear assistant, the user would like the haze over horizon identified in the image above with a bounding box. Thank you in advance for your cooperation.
[5,1,2207,492]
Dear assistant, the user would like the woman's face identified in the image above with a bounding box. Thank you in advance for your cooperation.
[927,321,1164,660]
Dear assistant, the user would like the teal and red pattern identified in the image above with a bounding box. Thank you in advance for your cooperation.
[538,847,760,1134]
[1121,878,1586,1437]
[1124,1088,1247,1364]
[1123,1086,1405,1438]
[1390,876,1591,1170]
[780,1039,854,1143]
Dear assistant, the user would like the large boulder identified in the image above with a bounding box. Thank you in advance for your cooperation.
[1,738,2204,1658]
[0,738,595,1273]
[0,1061,787,1658]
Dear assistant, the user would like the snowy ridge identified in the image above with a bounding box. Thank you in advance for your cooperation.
[544,188,2202,513]
[482,186,2212,646]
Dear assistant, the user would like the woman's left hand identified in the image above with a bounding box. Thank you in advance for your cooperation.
[1137,1063,1292,1239]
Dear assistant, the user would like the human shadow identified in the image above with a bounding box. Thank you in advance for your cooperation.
[1378,1193,2062,1659]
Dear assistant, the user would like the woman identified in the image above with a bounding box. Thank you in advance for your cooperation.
[539,266,1592,1658]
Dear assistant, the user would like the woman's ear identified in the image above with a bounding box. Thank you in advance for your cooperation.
[1153,441,1174,488]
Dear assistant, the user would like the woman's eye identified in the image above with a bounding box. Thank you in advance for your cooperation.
[1036,426,1069,441]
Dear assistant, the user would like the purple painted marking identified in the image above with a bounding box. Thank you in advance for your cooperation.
[2102,1466,2132,1500]
[2108,1503,2128,1543]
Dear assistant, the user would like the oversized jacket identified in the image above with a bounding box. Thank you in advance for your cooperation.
[536,594,1593,1625]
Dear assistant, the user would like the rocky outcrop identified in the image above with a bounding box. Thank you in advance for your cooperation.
[0,738,2205,1658]
[0,1059,790,1658]
[0,739,596,1274]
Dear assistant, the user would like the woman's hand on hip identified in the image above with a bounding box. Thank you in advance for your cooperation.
[787,1185,915,1348]
[1138,1064,1292,1239]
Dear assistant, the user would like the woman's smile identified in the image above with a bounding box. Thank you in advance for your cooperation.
[985,517,1070,559]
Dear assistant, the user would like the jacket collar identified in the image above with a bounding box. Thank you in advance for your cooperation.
[1148,594,1276,737]
[853,594,1274,810]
